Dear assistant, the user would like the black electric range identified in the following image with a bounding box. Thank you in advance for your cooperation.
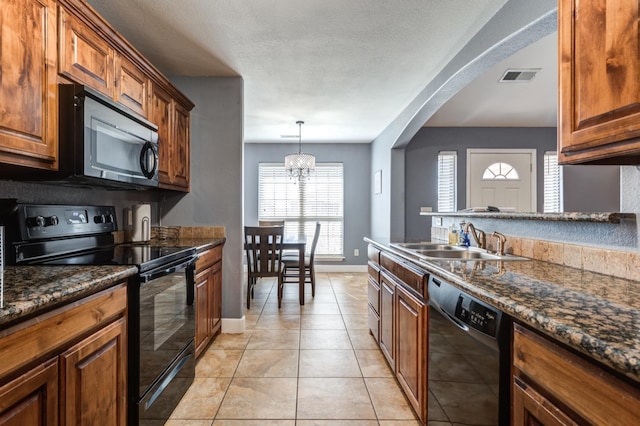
[1,201,198,424]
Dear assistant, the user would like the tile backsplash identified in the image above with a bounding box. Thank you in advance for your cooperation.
[431,226,639,282]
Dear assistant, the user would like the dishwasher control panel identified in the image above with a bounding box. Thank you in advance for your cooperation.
[455,295,499,337]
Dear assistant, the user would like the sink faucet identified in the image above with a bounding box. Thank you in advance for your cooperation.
[463,222,486,249]
[491,232,507,256]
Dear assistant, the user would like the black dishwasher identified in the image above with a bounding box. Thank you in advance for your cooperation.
[427,275,510,425]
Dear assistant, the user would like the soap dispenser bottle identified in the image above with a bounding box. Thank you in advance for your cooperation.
[448,224,458,245]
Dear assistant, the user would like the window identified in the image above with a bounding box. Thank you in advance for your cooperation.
[437,151,457,212]
[482,162,520,180]
[258,163,344,258]
[543,151,562,212]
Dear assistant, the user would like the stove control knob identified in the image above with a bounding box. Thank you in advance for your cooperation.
[46,215,59,226]
[94,214,106,224]
[27,215,46,227]
[105,214,115,223]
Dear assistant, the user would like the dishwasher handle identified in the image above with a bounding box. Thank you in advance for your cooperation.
[439,306,469,332]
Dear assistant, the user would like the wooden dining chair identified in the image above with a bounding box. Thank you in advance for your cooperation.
[258,220,285,227]
[244,225,284,309]
[281,222,321,299]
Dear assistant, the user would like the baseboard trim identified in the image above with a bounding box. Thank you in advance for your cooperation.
[221,316,246,334]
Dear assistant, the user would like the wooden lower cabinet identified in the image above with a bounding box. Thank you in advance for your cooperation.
[60,317,126,425]
[379,272,396,368]
[0,284,127,426]
[0,358,58,426]
[512,376,578,426]
[195,244,224,358]
[512,323,640,425]
[369,245,428,424]
[395,284,427,422]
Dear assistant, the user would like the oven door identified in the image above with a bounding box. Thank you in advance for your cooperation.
[129,255,197,424]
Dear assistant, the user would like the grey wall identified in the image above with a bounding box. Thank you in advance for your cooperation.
[162,77,245,321]
[369,0,557,239]
[244,143,371,265]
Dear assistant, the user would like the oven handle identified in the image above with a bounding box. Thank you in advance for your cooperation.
[439,306,470,332]
[139,255,198,283]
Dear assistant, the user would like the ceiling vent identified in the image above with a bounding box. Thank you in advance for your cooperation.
[499,68,540,83]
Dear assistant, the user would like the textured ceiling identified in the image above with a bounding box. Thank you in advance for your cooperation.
[85,0,515,143]
[425,31,557,127]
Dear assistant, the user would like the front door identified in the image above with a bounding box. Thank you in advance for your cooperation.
[467,149,536,212]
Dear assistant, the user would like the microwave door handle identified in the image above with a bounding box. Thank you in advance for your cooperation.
[140,141,158,179]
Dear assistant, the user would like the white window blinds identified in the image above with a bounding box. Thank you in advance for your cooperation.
[437,151,457,212]
[543,151,561,212]
[258,163,344,258]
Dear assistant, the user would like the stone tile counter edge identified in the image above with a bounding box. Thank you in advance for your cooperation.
[365,237,640,384]
[0,265,138,328]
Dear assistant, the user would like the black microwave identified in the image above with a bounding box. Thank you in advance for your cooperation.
[58,84,159,189]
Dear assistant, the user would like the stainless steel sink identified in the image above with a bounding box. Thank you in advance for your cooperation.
[391,242,530,261]
[415,249,529,261]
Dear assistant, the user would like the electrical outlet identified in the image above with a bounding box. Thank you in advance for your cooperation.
[354,249,360,256]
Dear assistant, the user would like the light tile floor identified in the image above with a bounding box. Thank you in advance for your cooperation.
[167,272,422,425]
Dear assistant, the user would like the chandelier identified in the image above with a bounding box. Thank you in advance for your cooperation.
[285,121,315,179]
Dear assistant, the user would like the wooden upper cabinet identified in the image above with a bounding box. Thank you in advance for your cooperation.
[0,0,58,170]
[58,7,114,98]
[115,53,149,117]
[172,102,191,190]
[151,83,174,185]
[559,0,640,164]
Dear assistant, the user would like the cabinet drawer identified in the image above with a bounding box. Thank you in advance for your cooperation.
[367,245,380,264]
[367,261,380,283]
[196,245,222,271]
[380,252,427,296]
[367,304,379,343]
[367,277,380,314]
[513,324,640,425]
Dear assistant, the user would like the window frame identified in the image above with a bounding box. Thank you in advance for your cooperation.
[437,151,457,212]
[258,162,345,259]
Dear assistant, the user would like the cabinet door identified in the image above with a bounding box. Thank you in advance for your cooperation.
[395,284,427,423]
[558,0,640,164]
[195,267,212,358]
[379,272,395,368]
[114,53,148,117]
[211,260,223,335]
[171,102,191,190]
[151,83,174,185]
[0,358,58,426]
[512,376,579,426]
[58,7,114,98]
[0,0,58,171]
[59,318,127,426]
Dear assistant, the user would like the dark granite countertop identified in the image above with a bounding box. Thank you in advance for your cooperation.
[420,211,635,223]
[0,265,138,328]
[365,237,640,383]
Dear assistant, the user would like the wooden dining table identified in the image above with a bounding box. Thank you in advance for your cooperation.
[282,234,308,305]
